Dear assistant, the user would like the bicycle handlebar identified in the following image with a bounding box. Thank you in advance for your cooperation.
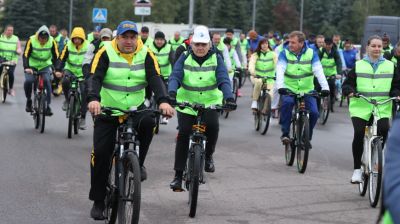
[172,101,227,111]
[254,75,276,80]
[101,106,161,116]
[355,94,397,106]
[284,90,319,98]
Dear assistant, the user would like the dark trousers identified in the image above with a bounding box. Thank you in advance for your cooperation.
[351,117,389,169]
[62,70,87,119]
[24,66,52,105]
[89,112,156,201]
[315,76,336,109]
[174,111,219,171]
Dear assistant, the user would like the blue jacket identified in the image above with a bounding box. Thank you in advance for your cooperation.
[249,35,264,52]
[168,50,233,99]
[342,48,358,69]
[384,114,400,224]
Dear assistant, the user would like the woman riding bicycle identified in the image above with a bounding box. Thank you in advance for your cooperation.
[248,38,277,110]
[342,35,400,184]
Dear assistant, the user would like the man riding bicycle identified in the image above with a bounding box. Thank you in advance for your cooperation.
[55,27,88,129]
[168,25,237,191]
[276,31,330,146]
[23,25,59,115]
[0,24,22,96]
[86,20,174,220]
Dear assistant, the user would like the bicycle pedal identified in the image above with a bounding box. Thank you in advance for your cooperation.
[172,188,185,192]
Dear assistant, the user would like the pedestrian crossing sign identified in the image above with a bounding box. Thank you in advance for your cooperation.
[92,8,107,23]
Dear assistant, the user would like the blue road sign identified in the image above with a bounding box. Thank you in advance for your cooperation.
[92,8,107,23]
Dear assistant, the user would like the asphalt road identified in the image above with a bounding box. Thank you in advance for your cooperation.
[0,62,380,224]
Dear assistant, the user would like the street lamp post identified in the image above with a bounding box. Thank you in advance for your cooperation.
[189,0,194,29]
[300,0,304,32]
[69,0,73,34]
[252,0,256,30]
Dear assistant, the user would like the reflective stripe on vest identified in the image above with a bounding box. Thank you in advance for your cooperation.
[176,53,223,116]
[149,43,172,78]
[99,41,148,114]
[28,35,54,70]
[64,40,88,78]
[0,35,18,62]
[255,51,275,81]
[284,48,314,94]
[349,59,394,120]
[320,49,337,76]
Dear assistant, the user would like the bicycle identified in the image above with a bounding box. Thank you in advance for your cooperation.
[283,91,318,173]
[0,60,16,103]
[66,75,82,139]
[253,75,274,135]
[174,102,229,218]
[31,70,48,133]
[355,94,396,207]
[224,69,240,119]
[318,93,330,125]
[102,106,160,224]
[339,70,350,107]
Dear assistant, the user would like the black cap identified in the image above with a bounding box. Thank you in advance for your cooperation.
[324,37,333,44]
[154,31,165,39]
[38,31,49,37]
[223,37,232,45]
[141,26,149,33]
[226,28,234,34]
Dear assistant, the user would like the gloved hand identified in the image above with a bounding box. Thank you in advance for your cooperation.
[168,91,177,106]
[224,98,237,111]
[278,88,288,95]
[321,90,330,97]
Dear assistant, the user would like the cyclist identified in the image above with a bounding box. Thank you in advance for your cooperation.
[0,24,22,96]
[168,31,184,52]
[248,38,276,110]
[149,31,174,124]
[276,31,330,146]
[224,37,241,94]
[382,33,393,55]
[87,20,174,220]
[342,39,359,70]
[139,26,153,47]
[248,30,263,54]
[383,40,400,68]
[212,32,232,72]
[315,35,325,49]
[87,25,101,43]
[223,29,243,66]
[332,34,345,50]
[317,37,342,112]
[58,28,69,54]
[239,32,249,67]
[23,25,59,115]
[174,32,193,64]
[55,27,88,129]
[168,25,237,191]
[342,35,400,183]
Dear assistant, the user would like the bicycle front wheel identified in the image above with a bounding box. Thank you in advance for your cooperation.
[296,115,310,173]
[73,96,80,135]
[117,153,141,224]
[358,163,368,196]
[319,96,330,125]
[39,94,46,133]
[368,138,383,207]
[260,93,271,135]
[188,144,202,218]
[67,96,75,138]
[33,95,40,129]
[285,118,296,166]
[2,74,8,103]
[105,153,118,224]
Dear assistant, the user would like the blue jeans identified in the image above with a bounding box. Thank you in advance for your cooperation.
[24,66,52,105]
[279,95,319,139]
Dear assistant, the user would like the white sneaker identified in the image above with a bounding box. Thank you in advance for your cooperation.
[351,169,362,184]
[160,117,169,125]
[251,101,258,110]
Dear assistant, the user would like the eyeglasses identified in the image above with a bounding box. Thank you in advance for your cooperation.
[194,43,208,47]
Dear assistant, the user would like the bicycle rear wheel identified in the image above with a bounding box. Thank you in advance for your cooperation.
[2,74,8,103]
[285,118,296,166]
[319,96,330,125]
[296,115,310,173]
[67,96,75,138]
[105,153,118,224]
[260,93,271,135]
[188,144,201,218]
[38,94,46,133]
[73,96,80,135]
[368,138,383,207]
[117,152,141,224]
[33,95,40,129]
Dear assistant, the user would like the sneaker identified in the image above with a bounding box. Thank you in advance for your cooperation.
[8,89,15,96]
[90,200,105,220]
[160,117,169,125]
[45,106,53,116]
[62,100,68,111]
[170,175,183,192]
[25,99,33,112]
[205,156,215,173]
[280,134,290,145]
[351,169,362,184]
[79,118,86,130]
[251,101,258,110]
[237,89,242,97]
[140,166,147,182]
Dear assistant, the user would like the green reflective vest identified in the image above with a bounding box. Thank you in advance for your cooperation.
[216,41,225,52]
[383,45,393,55]
[320,49,337,77]
[391,56,397,66]
[228,47,236,69]
[176,53,223,116]
[64,40,88,80]
[0,34,19,62]
[169,37,184,51]
[240,39,248,54]
[100,42,148,115]
[382,211,393,224]
[284,48,314,94]
[141,36,153,47]
[255,51,275,83]
[28,35,54,70]
[268,38,276,48]
[349,59,394,120]
[87,32,94,43]
[53,33,62,45]
[149,43,172,79]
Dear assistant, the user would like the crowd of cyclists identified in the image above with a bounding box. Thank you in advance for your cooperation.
[1,20,400,223]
